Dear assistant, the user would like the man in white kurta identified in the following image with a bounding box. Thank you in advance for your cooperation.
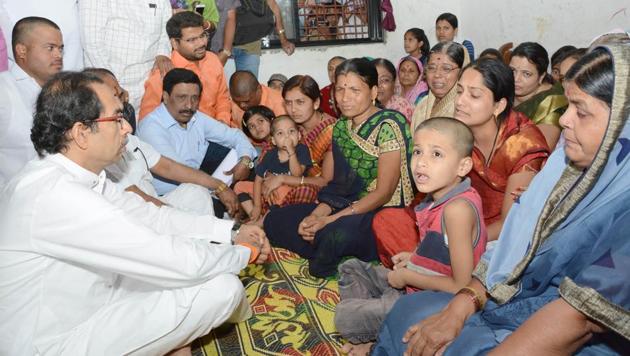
[0,17,63,189]
[107,134,228,215]
[0,0,84,70]
[0,71,269,355]
[89,67,240,216]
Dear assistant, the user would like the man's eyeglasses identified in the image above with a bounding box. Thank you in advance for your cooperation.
[178,32,209,45]
[93,112,125,125]
[426,65,458,74]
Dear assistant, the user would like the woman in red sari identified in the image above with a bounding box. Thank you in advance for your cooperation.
[374,57,549,267]
[260,75,336,205]
[319,56,346,118]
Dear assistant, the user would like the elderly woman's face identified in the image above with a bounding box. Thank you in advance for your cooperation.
[399,60,420,88]
[560,81,610,169]
[426,53,460,99]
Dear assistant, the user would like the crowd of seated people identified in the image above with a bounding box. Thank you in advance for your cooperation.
[0,4,628,356]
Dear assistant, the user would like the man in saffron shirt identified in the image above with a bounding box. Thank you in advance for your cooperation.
[230,70,286,128]
[140,11,232,125]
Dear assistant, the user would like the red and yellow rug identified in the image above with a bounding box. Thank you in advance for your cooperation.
[196,247,344,355]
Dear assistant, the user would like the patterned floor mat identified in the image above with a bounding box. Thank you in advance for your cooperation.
[196,247,344,355]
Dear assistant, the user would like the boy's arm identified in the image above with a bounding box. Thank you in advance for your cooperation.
[402,199,476,293]
[287,144,306,176]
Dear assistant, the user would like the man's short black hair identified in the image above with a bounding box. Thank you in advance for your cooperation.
[31,71,104,157]
[166,11,204,39]
[163,68,203,95]
[11,16,60,58]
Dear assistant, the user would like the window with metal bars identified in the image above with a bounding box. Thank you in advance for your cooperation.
[262,0,383,49]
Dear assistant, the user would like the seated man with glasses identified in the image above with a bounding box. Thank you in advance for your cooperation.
[139,11,232,126]
[0,71,269,355]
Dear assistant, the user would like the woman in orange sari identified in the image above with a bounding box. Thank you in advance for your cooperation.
[260,75,336,205]
[374,57,550,267]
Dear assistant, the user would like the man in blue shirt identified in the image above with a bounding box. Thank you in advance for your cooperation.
[138,68,257,199]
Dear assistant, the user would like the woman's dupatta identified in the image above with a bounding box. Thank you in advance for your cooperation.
[474,44,630,307]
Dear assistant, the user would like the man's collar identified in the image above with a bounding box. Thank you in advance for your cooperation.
[9,62,40,87]
[171,50,205,69]
[47,153,106,191]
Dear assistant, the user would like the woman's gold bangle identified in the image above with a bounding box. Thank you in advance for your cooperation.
[456,286,485,312]
[300,176,305,185]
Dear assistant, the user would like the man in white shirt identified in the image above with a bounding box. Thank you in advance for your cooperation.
[79,0,175,112]
[138,68,258,196]
[0,16,63,189]
[86,67,240,216]
[0,0,84,70]
[0,71,270,355]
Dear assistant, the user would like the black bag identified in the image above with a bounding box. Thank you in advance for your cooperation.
[233,0,275,45]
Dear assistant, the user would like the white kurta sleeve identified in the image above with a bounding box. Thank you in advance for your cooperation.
[30,178,249,288]
[103,178,233,244]
[133,135,162,169]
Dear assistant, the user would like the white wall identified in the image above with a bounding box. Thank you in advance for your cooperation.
[258,0,629,86]
[259,0,460,86]
[462,0,630,57]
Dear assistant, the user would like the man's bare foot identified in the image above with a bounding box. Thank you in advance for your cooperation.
[341,342,373,356]
[166,345,192,356]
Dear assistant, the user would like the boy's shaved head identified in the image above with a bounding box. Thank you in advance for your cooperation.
[415,117,474,157]
[271,115,296,134]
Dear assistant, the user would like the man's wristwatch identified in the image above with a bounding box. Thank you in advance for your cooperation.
[239,156,254,169]
[221,48,232,57]
[230,222,241,244]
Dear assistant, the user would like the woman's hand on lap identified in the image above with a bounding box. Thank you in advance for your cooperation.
[403,295,474,356]
[298,215,330,240]
[262,175,284,198]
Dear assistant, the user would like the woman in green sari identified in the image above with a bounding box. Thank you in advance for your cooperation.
[510,42,568,150]
[264,58,415,278]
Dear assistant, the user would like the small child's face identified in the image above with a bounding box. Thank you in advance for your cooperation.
[245,114,271,141]
[411,128,470,198]
[271,119,300,148]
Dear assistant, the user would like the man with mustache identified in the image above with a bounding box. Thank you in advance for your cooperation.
[0,71,269,355]
[0,16,63,189]
[138,68,257,205]
[86,67,240,217]
[139,11,232,126]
